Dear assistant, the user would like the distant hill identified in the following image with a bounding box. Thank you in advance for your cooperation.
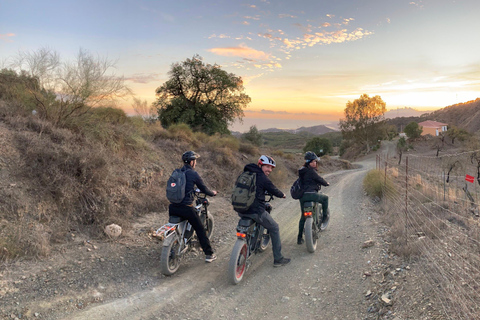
[384,107,432,119]
[386,98,480,133]
[260,124,337,135]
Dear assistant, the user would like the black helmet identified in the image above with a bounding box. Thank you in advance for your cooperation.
[304,151,319,164]
[182,151,200,163]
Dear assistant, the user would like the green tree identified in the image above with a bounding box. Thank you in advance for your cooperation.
[446,125,469,144]
[154,55,251,135]
[242,125,263,146]
[339,94,386,153]
[404,122,423,140]
[396,136,407,164]
[303,137,333,156]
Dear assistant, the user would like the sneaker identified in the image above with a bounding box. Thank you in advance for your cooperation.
[273,257,291,267]
[205,254,217,263]
[297,238,304,245]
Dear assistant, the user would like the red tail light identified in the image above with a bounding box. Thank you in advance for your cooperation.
[304,211,312,216]
[236,232,247,238]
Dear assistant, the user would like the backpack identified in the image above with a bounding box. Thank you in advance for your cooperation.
[290,178,304,200]
[166,168,187,203]
[231,171,257,213]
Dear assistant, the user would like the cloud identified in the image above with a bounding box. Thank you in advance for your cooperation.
[125,73,161,84]
[0,33,15,42]
[208,44,271,60]
[279,14,298,19]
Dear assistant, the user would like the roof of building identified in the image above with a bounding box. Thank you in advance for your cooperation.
[418,120,448,128]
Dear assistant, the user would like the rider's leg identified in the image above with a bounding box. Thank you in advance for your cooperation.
[169,205,214,256]
[316,194,329,220]
[257,211,283,262]
[298,201,306,243]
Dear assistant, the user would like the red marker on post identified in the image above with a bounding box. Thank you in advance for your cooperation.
[466,174,475,183]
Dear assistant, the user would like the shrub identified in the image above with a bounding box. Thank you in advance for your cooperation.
[239,142,258,155]
[363,169,394,199]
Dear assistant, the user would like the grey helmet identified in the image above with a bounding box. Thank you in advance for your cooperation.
[182,151,200,163]
[304,151,320,164]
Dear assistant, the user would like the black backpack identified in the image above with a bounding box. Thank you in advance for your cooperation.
[166,168,187,203]
[290,178,304,200]
[231,171,257,213]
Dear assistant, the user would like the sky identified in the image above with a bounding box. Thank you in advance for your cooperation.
[1,0,480,132]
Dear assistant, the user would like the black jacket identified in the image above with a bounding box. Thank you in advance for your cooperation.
[177,164,215,206]
[298,166,328,193]
[244,163,285,214]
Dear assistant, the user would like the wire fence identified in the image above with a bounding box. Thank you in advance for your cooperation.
[377,151,480,319]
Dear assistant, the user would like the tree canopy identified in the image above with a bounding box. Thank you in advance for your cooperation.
[154,55,251,135]
[404,121,423,140]
[303,137,332,156]
[339,94,386,152]
[242,125,263,146]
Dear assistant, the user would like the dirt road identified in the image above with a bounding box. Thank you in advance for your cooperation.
[64,154,385,320]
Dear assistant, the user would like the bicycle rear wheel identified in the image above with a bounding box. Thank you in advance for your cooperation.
[304,218,317,253]
[228,240,248,285]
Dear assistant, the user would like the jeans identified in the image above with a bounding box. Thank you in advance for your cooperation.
[298,192,329,239]
[240,210,284,262]
[169,204,214,255]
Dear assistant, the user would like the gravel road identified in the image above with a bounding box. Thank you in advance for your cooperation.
[64,154,384,320]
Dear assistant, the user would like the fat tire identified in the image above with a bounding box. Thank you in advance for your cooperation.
[160,236,181,276]
[205,213,215,239]
[228,240,248,285]
[257,228,270,252]
[305,217,317,253]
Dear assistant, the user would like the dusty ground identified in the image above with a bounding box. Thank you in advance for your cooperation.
[1,142,418,320]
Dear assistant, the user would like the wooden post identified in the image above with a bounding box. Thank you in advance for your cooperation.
[405,156,408,246]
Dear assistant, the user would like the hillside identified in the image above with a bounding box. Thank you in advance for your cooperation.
[260,124,336,135]
[428,98,480,133]
[387,98,480,133]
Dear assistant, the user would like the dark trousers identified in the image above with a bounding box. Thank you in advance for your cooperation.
[240,211,284,262]
[169,204,214,255]
[298,192,329,239]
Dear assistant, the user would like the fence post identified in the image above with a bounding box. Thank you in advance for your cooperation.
[443,170,446,201]
[405,156,409,246]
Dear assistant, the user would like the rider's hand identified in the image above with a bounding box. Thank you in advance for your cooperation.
[212,190,218,196]
[282,193,286,198]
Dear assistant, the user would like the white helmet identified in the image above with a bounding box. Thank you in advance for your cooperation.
[258,155,276,168]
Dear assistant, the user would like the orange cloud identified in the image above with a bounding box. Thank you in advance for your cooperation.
[0,33,15,42]
[208,44,270,60]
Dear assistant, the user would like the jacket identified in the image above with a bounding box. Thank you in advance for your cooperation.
[298,166,328,193]
[176,164,215,206]
[243,163,285,215]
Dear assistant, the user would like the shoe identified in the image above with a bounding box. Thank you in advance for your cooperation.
[297,238,304,245]
[273,257,291,267]
[205,254,217,263]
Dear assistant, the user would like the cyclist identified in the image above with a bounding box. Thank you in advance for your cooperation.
[169,151,218,262]
[239,155,291,267]
[297,151,329,245]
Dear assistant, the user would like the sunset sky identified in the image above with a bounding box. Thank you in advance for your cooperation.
[1,0,479,132]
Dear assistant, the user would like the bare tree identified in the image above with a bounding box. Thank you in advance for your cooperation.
[11,47,131,126]
[132,97,156,122]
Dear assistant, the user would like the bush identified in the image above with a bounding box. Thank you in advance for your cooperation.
[363,169,394,199]
[239,142,258,155]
